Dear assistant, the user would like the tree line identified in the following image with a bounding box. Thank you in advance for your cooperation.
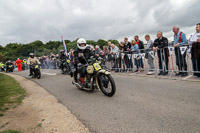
[0,39,119,62]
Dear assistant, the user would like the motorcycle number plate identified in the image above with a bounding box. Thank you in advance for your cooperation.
[35,65,38,68]
[93,63,101,71]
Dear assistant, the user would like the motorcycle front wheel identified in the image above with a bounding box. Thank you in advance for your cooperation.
[98,74,116,97]
[36,70,41,79]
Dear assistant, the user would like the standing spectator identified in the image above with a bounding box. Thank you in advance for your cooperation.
[94,45,102,57]
[130,40,140,73]
[68,51,74,69]
[134,35,144,70]
[119,41,126,72]
[39,57,44,69]
[173,25,188,77]
[101,46,110,67]
[134,35,144,51]
[102,46,110,60]
[145,35,155,75]
[70,49,74,54]
[107,41,112,61]
[111,44,119,72]
[50,54,54,68]
[52,56,57,69]
[72,51,75,69]
[90,45,95,55]
[68,52,72,60]
[68,49,74,61]
[108,41,112,51]
[189,23,200,78]
[45,56,50,69]
[124,37,131,51]
[124,37,132,71]
[14,58,24,72]
[153,31,169,75]
[55,54,59,69]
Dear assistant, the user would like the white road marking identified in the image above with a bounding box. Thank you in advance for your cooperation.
[42,72,57,76]
[182,75,193,80]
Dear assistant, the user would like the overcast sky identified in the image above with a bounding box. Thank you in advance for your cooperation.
[0,0,199,46]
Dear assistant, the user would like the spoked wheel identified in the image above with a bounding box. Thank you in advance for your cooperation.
[62,67,67,74]
[98,74,116,97]
[66,65,71,75]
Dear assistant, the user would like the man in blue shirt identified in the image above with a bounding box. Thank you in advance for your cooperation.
[173,25,188,77]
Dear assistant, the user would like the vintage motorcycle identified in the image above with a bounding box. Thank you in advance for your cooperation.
[6,65,14,72]
[31,64,41,79]
[61,59,71,74]
[0,66,5,72]
[71,57,116,97]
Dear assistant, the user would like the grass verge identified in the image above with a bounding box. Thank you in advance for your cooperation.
[0,73,26,115]
[0,130,21,133]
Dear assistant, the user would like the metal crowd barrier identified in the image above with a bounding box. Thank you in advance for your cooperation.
[103,45,200,79]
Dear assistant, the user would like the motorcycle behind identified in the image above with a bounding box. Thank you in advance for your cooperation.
[31,64,41,79]
[6,65,14,73]
[61,59,71,74]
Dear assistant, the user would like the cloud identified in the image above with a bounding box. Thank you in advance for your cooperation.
[0,0,199,46]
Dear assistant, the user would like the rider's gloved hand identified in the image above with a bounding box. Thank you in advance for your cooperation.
[77,63,82,67]
[98,57,102,60]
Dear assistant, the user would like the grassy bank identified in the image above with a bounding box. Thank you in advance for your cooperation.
[0,73,26,115]
[0,130,21,133]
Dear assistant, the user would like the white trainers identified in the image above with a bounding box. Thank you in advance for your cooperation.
[147,71,155,75]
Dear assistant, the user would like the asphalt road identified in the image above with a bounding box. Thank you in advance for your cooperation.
[12,69,200,133]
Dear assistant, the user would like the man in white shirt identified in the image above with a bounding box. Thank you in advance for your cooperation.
[111,44,119,72]
[189,23,200,78]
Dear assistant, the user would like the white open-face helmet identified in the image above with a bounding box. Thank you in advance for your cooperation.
[77,38,87,50]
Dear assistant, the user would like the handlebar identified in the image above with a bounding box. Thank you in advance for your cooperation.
[78,58,102,69]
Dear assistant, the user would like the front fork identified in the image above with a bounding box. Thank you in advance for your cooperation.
[96,71,110,90]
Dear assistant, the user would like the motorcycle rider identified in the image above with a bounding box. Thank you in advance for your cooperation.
[5,60,13,72]
[0,62,5,72]
[59,50,67,70]
[23,59,27,70]
[73,38,95,85]
[27,53,40,77]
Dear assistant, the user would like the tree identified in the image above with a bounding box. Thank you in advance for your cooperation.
[0,45,4,51]
[4,43,19,60]
[0,54,6,62]
[64,40,71,44]
[97,39,108,49]
[44,41,61,50]
[108,40,119,47]
[87,40,97,47]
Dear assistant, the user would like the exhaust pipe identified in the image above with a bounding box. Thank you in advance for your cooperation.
[72,81,83,89]
[72,81,92,91]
